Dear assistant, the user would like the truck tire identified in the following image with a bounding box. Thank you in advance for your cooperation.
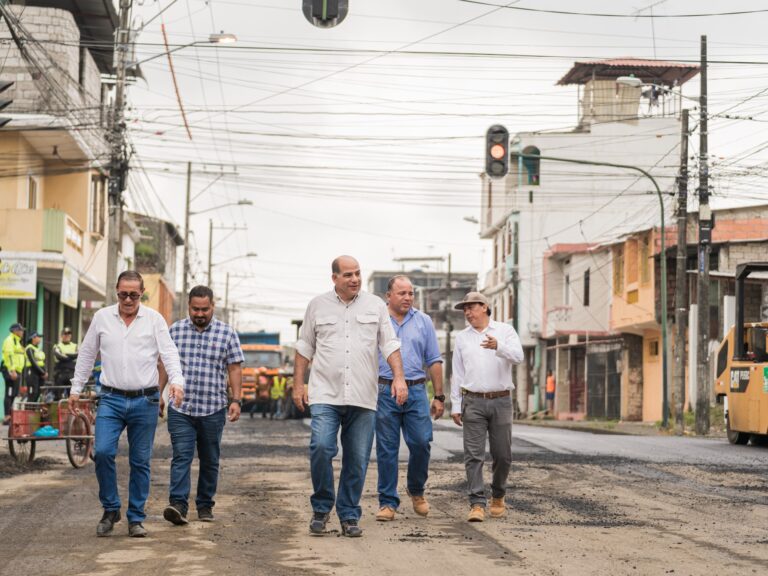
[726,413,749,445]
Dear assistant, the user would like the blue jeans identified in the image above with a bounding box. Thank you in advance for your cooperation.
[94,391,160,524]
[167,407,227,514]
[375,383,433,509]
[309,404,376,521]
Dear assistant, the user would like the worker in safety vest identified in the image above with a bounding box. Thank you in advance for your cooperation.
[53,326,78,399]
[2,323,26,422]
[270,374,286,420]
[24,331,47,402]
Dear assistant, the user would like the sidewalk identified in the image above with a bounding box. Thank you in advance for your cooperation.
[514,416,727,438]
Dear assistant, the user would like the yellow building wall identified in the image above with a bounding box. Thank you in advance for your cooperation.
[642,328,663,422]
[610,231,657,331]
[0,133,44,209]
[44,169,91,229]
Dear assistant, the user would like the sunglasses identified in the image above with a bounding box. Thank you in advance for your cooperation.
[117,291,142,301]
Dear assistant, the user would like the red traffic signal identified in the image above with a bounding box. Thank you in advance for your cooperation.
[485,124,509,178]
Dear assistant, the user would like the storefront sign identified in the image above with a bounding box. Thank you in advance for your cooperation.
[61,263,79,308]
[0,258,37,299]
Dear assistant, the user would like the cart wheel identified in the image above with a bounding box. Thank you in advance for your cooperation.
[66,413,93,468]
[8,439,36,465]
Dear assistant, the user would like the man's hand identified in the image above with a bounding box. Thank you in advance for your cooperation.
[430,399,445,420]
[391,377,408,406]
[451,413,462,427]
[228,401,241,422]
[9,370,17,381]
[69,393,80,415]
[168,384,184,407]
[159,395,166,418]
[292,382,308,412]
[481,335,498,350]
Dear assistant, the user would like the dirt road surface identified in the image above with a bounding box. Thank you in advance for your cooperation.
[1,418,766,576]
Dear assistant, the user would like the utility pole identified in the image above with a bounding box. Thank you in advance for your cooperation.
[696,35,711,435]
[445,253,453,386]
[224,272,230,324]
[675,108,689,434]
[179,161,191,319]
[207,221,248,284]
[105,0,132,305]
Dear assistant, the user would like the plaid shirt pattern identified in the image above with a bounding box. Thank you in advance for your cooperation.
[169,318,244,417]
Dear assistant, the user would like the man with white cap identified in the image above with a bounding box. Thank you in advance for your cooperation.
[451,291,523,523]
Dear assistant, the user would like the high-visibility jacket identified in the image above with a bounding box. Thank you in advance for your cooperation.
[271,376,286,400]
[53,341,78,371]
[25,343,46,374]
[2,333,26,373]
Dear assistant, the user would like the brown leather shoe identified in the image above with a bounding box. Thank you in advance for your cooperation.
[411,495,429,517]
[467,505,485,522]
[375,506,396,522]
[490,497,506,518]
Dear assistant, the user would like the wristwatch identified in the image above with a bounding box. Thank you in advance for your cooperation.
[229,399,242,407]
[433,394,446,402]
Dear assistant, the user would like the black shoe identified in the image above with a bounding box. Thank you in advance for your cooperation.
[309,511,330,535]
[96,510,121,537]
[198,507,214,522]
[128,522,147,538]
[340,518,363,538]
[163,504,189,526]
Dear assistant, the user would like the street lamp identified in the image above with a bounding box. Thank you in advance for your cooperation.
[518,153,670,427]
[190,199,252,216]
[130,31,238,68]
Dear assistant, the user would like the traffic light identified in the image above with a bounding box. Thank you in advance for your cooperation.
[485,124,509,178]
[303,0,349,28]
[0,80,14,128]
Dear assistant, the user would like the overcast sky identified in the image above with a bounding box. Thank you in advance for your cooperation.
[126,0,768,340]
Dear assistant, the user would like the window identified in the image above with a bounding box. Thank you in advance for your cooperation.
[90,176,106,236]
[613,247,624,295]
[716,341,729,378]
[521,145,540,185]
[648,339,659,357]
[564,274,570,306]
[583,268,590,307]
[78,46,87,88]
[627,289,639,304]
[626,239,638,285]
[27,176,38,209]
[640,234,651,284]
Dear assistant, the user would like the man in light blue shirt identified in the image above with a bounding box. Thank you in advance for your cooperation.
[375,275,445,522]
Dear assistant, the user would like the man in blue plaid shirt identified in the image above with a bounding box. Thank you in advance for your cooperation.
[160,285,244,525]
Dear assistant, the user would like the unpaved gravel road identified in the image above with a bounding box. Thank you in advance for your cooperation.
[0,417,766,576]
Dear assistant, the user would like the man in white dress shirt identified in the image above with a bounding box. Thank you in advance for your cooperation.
[451,292,523,523]
[70,270,185,538]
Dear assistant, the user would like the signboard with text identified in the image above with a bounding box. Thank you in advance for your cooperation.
[61,263,79,308]
[0,258,37,299]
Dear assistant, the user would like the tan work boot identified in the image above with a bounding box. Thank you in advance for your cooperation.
[411,495,430,517]
[490,497,506,518]
[467,505,485,522]
[375,506,396,522]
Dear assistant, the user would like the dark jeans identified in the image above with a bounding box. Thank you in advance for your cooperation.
[309,404,376,521]
[461,394,513,506]
[167,407,227,514]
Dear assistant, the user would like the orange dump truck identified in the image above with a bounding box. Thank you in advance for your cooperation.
[241,344,284,410]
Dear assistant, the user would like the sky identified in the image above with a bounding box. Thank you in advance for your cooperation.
[124,0,768,341]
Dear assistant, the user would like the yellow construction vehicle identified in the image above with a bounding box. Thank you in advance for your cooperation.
[713,262,768,445]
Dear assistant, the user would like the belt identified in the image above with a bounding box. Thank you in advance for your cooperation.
[101,385,159,398]
[461,389,510,399]
[378,377,426,387]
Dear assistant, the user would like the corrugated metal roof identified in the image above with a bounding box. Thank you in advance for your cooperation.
[557,57,700,87]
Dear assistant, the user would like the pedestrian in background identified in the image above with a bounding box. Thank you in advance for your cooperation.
[375,275,445,522]
[161,285,244,526]
[1,323,25,424]
[23,331,47,401]
[53,327,78,399]
[451,292,523,523]
[545,369,556,415]
[70,270,185,538]
[270,371,286,420]
[294,255,406,538]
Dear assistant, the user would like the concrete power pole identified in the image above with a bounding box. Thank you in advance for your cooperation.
[105,0,133,305]
[179,161,191,319]
[674,109,689,434]
[696,35,711,435]
[445,253,453,387]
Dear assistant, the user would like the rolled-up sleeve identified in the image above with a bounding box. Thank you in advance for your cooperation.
[378,303,401,360]
[71,313,101,394]
[295,301,316,360]
[496,325,524,364]
[156,316,185,388]
[450,341,465,414]
[423,317,443,366]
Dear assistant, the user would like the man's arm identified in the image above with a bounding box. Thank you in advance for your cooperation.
[53,344,68,363]
[69,314,102,412]
[227,362,243,422]
[385,349,408,406]
[292,352,310,411]
[450,340,465,426]
[494,325,524,364]
[155,318,184,406]
[428,361,444,420]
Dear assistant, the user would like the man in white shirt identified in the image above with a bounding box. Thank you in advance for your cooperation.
[294,255,407,538]
[451,292,523,523]
[70,270,185,538]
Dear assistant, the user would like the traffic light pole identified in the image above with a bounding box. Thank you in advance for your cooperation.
[105,0,133,305]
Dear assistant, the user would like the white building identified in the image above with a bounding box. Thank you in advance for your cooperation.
[479,58,700,414]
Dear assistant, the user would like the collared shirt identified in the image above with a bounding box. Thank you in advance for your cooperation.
[296,290,400,410]
[450,319,524,414]
[168,317,244,417]
[378,307,442,380]
[71,304,184,395]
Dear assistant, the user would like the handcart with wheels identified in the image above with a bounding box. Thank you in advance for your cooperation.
[7,395,95,468]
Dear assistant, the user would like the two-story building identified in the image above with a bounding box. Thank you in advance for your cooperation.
[0,1,117,390]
